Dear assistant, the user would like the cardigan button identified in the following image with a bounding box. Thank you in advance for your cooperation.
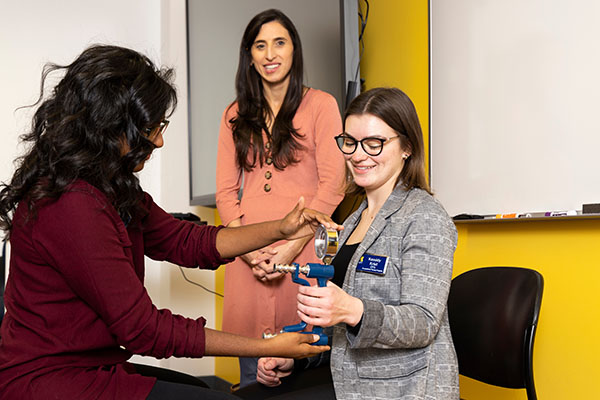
[266,157,273,165]
[264,184,271,192]
[265,171,272,179]
[265,142,271,149]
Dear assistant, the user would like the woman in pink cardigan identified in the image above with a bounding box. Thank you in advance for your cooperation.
[216,9,345,387]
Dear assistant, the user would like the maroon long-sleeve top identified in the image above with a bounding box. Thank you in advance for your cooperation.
[0,180,231,399]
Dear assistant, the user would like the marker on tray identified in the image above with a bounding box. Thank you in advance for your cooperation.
[494,213,532,219]
[544,210,577,217]
[495,213,517,219]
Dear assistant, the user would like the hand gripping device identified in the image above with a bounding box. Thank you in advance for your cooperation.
[263,225,339,345]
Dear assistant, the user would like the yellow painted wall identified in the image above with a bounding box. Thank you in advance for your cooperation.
[359,0,430,176]
[362,1,600,398]
[213,211,240,384]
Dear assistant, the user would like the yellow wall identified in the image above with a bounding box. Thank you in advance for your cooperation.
[359,0,430,176]
[213,211,240,384]
[361,1,600,398]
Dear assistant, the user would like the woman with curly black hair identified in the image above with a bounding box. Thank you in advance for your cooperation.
[0,44,334,400]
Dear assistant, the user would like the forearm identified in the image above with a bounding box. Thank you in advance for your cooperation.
[226,218,242,228]
[215,220,284,259]
[284,235,312,259]
[348,300,437,349]
[204,328,271,357]
[216,198,340,259]
[204,328,328,359]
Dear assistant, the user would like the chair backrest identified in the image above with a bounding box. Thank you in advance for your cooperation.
[447,267,544,400]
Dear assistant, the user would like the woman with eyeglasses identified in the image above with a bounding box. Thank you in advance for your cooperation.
[238,87,459,400]
[215,9,345,387]
[0,44,336,400]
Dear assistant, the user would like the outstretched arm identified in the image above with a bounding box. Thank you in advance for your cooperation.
[204,329,328,359]
[215,197,341,259]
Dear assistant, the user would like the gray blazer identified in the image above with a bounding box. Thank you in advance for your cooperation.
[330,186,459,399]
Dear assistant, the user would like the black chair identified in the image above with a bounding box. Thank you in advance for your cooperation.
[447,267,544,400]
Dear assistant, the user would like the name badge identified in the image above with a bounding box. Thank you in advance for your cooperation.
[356,254,388,275]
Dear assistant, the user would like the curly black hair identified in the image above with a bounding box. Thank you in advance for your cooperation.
[0,44,177,235]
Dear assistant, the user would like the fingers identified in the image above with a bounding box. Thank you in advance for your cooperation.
[266,357,294,373]
[298,208,343,231]
[254,260,275,273]
[298,309,330,327]
[296,196,305,212]
[298,333,320,344]
[297,294,327,313]
[296,285,337,326]
[247,248,278,266]
[262,271,284,282]
[286,197,306,223]
[297,301,330,326]
[291,333,331,356]
[257,357,278,377]
[297,283,335,302]
[257,357,294,386]
[252,267,284,282]
[251,266,265,279]
[262,246,279,255]
[299,343,331,357]
[257,366,282,387]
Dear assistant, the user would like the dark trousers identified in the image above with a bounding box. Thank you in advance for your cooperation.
[234,364,335,400]
[238,356,259,388]
[132,363,238,400]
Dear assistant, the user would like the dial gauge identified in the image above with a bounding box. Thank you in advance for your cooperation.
[314,224,338,264]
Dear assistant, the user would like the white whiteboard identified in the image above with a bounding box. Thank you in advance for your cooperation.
[430,0,600,216]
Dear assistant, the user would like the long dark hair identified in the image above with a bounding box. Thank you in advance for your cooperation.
[0,44,177,234]
[230,8,305,172]
[343,87,431,195]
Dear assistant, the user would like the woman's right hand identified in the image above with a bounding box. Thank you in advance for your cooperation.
[257,357,294,387]
[240,247,284,282]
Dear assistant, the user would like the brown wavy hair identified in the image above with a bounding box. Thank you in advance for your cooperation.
[343,87,431,195]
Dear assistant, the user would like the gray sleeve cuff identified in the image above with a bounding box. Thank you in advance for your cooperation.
[346,298,384,348]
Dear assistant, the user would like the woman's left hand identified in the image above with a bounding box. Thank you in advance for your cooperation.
[269,238,308,266]
[296,281,364,327]
[279,197,342,240]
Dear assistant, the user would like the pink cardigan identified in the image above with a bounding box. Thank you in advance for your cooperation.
[0,180,231,399]
[216,88,345,338]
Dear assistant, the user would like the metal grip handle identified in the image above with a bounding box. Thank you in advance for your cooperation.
[273,263,309,274]
[274,263,309,286]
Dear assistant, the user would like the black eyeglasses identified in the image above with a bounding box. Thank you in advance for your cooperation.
[143,119,169,139]
[335,133,399,156]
